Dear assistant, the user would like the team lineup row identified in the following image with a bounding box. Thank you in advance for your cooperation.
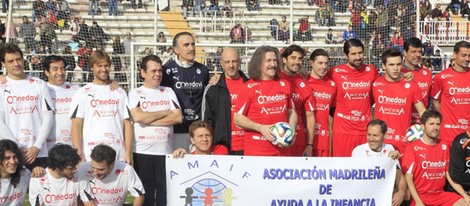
[0,31,469,206]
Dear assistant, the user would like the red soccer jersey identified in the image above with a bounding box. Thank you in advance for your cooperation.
[308,76,337,154]
[234,78,293,156]
[402,66,433,124]
[402,139,449,196]
[328,64,379,135]
[280,73,315,151]
[372,77,423,153]
[226,77,247,151]
[430,68,470,143]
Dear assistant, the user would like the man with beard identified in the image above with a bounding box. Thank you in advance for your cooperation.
[402,110,470,206]
[430,41,470,146]
[77,144,145,205]
[29,144,94,205]
[233,46,297,156]
[203,48,249,155]
[307,49,336,157]
[372,48,426,154]
[162,32,209,151]
[280,45,315,156]
[402,37,433,124]
[327,39,379,157]
[70,50,132,163]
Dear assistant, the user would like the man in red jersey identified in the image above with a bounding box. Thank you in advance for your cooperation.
[172,120,229,157]
[203,48,249,155]
[234,46,298,156]
[373,48,426,154]
[280,45,315,156]
[402,37,433,124]
[308,49,337,157]
[430,41,470,146]
[402,110,469,206]
[327,39,379,157]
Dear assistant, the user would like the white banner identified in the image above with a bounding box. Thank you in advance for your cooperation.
[166,156,396,206]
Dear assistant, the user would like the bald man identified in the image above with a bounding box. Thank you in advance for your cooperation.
[202,48,249,155]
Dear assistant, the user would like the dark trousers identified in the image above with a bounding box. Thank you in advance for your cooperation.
[133,153,166,206]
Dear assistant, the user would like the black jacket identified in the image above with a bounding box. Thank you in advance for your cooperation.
[202,71,249,151]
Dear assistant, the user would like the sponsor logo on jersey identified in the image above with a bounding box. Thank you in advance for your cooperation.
[53,97,72,104]
[449,86,470,95]
[141,100,170,109]
[342,81,370,90]
[6,95,38,104]
[90,98,120,107]
[377,95,407,104]
[335,68,347,73]
[314,91,332,99]
[441,74,454,79]
[257,94,287,104]
[0,191,24,204]
[417,82,429,89]
[91,186,124,195]
[45,193,78,203]
[421,160,446,169]
[175,81,203,90]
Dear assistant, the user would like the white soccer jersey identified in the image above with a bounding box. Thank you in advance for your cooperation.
[0,76,54,158]
[128,85,180,155]
[0,169,31,206]
[77,161,145,205]
[29,168,94,206]
[68,83,130,161]
[46,82,80,150]
[351,143,401,168]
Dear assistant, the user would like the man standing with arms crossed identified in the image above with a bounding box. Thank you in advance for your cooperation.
[70,50,132,163]
[372,48,426,154]
[402,37,433,124]
[234,46,297,156]
[327,39,379,156]
[0,43,54,169]
[402,110,470,206]
[162,32,209,151]
[280,45,315,156]
[203,48,249,155]
[430,40,470,146]
[129,55,182,206]
[308,49,337,157]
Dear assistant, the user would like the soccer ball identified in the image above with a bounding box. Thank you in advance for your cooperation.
[270,122,295,147]
[406,124,424,142]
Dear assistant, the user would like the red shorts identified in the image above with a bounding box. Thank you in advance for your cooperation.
[411,191,462,206]
[332,133,366,157]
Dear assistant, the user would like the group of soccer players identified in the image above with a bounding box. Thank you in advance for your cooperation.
[0,29,469,206]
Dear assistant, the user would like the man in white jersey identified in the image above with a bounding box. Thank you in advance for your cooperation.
[129,55,182,206]
[77,144,145,205]
[70,50,132,163]
[0,139,31,205]
[352,119,406,206]
[29,143,94,205]
[44,55,120,151]
[43,55,80,150]
[0,43,54,169]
